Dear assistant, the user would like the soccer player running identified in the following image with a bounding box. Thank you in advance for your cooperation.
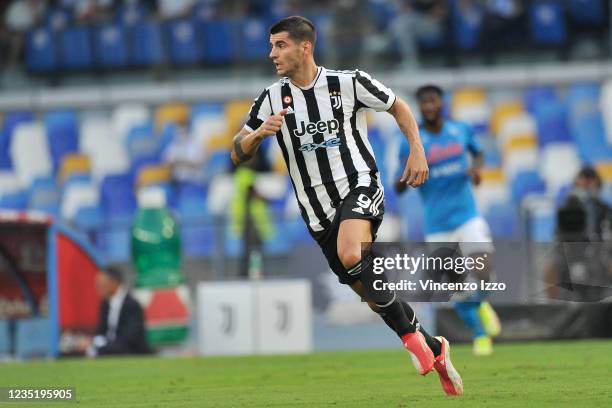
[395,85,501,356]
[230,16,463,396]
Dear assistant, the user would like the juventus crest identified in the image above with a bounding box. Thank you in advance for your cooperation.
[330,91,342,109]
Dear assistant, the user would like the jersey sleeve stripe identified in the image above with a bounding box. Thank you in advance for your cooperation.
[245,89,269,131]
[355,71,390,104]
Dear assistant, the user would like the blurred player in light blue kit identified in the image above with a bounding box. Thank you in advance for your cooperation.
[396,84,501,355]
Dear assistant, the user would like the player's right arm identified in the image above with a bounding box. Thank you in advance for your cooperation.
[230,109,287,165]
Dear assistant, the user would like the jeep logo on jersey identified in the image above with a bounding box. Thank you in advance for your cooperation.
[293,119,339,138]
[298,137,341,152]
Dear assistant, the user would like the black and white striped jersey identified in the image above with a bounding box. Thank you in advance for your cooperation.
[244,67,396,232]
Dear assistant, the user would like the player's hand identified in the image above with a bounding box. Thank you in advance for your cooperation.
[467,167,481,186]
[401,146,429,187]
[258,109,288,137]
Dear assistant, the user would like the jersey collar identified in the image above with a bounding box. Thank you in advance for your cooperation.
[290,66,324,90]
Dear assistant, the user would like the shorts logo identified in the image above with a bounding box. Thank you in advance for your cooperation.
[351,190,383,216]
[283,95,293,105]
[330,91,342,109]
[298,137,341,152]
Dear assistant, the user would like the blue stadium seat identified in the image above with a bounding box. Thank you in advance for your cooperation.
[95,23,128,68]
[45,110,79,172]
[74,205,105,230]
[96,224,131,262]
[1,111,34,170]
[567,82,601,105]
[572,112,612,163]
[201,19,237,63]
[101,174,137,220]
[158,123,178,155]
[529,211,555,242]
[126,123,157,160]
[28,176,60,215]
[130,21,164,66]
[511,170,546,203]
[61,26,94,70]
[263,226,292,256]
[452,1,484,50]
[181,218,217,258]
[203,151,232,182]
[240,18,270,60]
[116,3,147,26]
[15,318,51,359]
[166,18,202,65]
[26,27,58,72]
[567,0,605,25]
[534,102,572,146]
[524,85,558,114]
[0,190,28,210]
[485,203,519,239]
[129,154,161,183]
[529,1,566,45]
[177,182,209,218]
[45,7,72,31]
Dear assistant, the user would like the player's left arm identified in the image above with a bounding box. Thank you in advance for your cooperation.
[388,97,429,188]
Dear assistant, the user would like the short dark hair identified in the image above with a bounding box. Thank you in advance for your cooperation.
[103,264,124,283]
[577,166,602,187]
[415,84,444,100]
[270,16,316,47]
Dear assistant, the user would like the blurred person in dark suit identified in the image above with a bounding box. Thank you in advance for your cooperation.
[86,265,152,356]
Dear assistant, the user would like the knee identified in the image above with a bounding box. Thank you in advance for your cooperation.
[337,243,362,269]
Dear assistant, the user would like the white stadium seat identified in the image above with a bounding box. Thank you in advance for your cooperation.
[539,143,581,196]
[207,173,235,216]
[601,79,612,144]
[498,114,537,149]
[80,118,129,181]
[0,171,21,196]
[503,148,538,180]
[10,122,52,187]
[112,103,151,142]
[61,182,100,220]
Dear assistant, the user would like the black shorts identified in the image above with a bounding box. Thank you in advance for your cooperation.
[310,185,385,285]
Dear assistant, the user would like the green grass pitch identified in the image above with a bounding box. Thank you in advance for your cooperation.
[1,340,611,407]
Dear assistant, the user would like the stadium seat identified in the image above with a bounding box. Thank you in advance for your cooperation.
[567,0,605,25]
[176,182,209,219]
[28,176,60,215]
[201,19,238,62]
[45,7,71,32]
[10,123,52,188]
[112,103,151,142]
[181,219,218,258]
[572,112,612,163]
[166,18,202,65]
[126,123,158,160]
[595,161,612,183]
[533,101,572,146]
[155,103,190,130]
[524,85,559,114]
[485,202,519,239]
[525,200,556,242]
[567,82,601,108]
[15,318,51,359]
[222,100,253,143]
[203,150,232,183]
[80,118,130,181]
[511,170,547,203]
[116,3,147,26]
[0,190,28,210]
[61,26,94,70]
[101,173,137,220]
[1,111,34,170]
[136,164,171,190]
[95,23,128,69]
[130,21,164,66]
[491,101,524,135]
[190,102,226,146]
[59,153,91,184]
[240,18,270,60]
[480,168,506,184]
[600,80,612,144]
[96,224,131,262]
[498,114,537,150]
[540,143,581,195]
[45,110,79,172]
[503,147,538,180]
[129,154,161,183]
[61,182,100,221]
[0,171,21,197]
[73,204,105,230]
[451,88,490,132]
[207,174,234,216]
[452,1,484,50]
[529,1,566,45]
[26,27,58,72]
[475,182,511,215]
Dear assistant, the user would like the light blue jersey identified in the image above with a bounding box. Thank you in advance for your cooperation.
[398,120,482,234]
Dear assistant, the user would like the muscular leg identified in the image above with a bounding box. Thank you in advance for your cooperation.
[337,219,440,355]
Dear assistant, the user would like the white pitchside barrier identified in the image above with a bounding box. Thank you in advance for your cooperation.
[196,279,312,356]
